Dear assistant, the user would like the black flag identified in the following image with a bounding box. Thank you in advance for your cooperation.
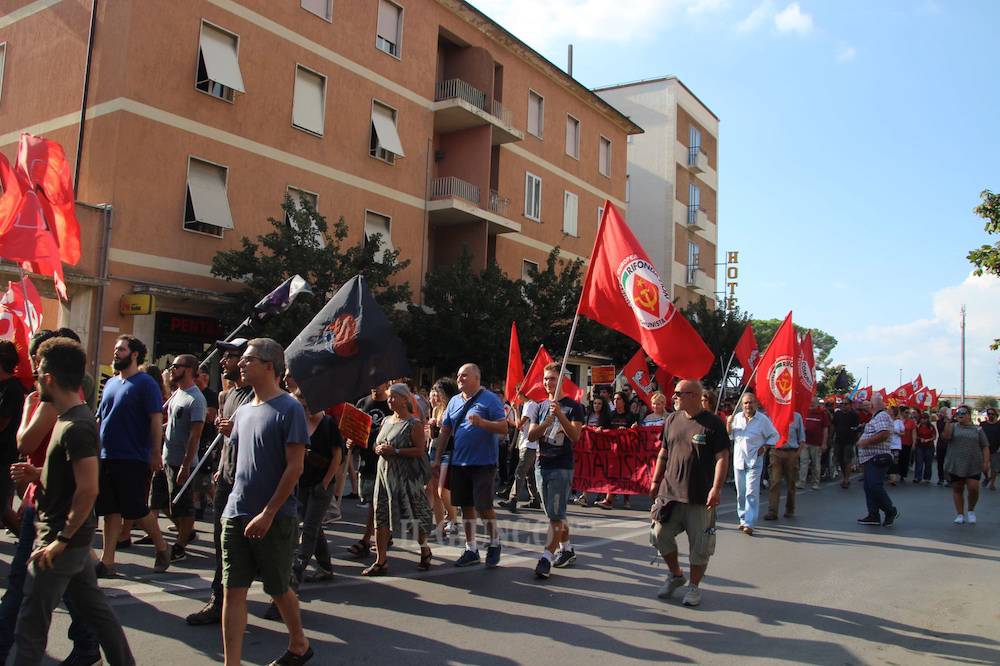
[285,275,410,412]
[833,369,852,392]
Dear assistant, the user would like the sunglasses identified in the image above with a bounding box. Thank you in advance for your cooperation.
[955,410,970,416]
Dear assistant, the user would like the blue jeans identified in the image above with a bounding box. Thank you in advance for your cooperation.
[862,459,894,518]
[913,446,935,481]
[0,505,100,662]
[535,467,573,522]
[735,457,764,528]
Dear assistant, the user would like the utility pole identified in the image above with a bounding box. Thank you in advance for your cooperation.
[960,304,966,405]
[899,368,903,386]
[865,366,869,386]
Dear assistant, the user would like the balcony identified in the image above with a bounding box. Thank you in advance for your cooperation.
[427,176,520,235]
[687,146,709,174]
[686,204,709,231]
[433,79,523,145]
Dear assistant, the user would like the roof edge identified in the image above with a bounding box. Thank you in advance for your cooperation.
[593,75,720,122]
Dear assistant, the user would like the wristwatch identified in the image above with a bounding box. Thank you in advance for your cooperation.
[56,533,72,544]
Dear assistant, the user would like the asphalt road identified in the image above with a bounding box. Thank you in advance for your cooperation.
[2,475,998,665]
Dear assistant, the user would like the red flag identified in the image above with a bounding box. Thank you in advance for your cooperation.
[753,312,796,447]
[578,203,714,379]
[875,388,887,403]
[854,386,872,402]
[2,276,43,335]
[0,301,35,390]
[16,134,81,265]
[520,345,581,403]
[930,389,938,410]
[794,331,816,418]
[733,323,759,386]
[622,348,656,409]
[653,366,674,395]
[912,387,934,410]
[504,322,524,404]
[910,374,924,393]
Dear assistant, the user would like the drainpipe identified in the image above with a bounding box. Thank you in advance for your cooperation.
[87,203,112,380]
[73,0,98,196]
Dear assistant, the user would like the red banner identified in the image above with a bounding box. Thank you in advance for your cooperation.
[571,425,661,494]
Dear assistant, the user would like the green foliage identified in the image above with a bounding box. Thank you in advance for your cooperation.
[974,396,998,411]
[817,364,856,398]
[751,318,838,373]
[680,297,753,389]
[968,189,1000,350]
[210,195,411,346]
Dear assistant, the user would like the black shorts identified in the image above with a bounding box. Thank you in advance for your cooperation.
[149,470,169,512]
[166,465,196,518]
[449,465,496,512]
[95,459,152,520]
[949,474,981,483]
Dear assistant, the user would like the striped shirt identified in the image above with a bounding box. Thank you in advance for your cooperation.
[858,409,893,464]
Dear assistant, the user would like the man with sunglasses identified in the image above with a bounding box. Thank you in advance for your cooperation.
[981,408,1000,490]
[163,354,207,563]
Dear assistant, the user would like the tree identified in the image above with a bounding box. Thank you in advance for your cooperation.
[968,189,1000,350]
[974,396,998,412]
[751,319,838,374]
[211,195,411,346]
[817,364,856,398]
[680,297,753,389]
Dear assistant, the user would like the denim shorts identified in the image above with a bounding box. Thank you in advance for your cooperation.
[535,467,573,521]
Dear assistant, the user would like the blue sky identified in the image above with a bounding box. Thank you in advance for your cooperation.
[473,0,1000,397]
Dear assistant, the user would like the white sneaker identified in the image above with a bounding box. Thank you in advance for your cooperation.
[682,585,702,607]
[954,514,965,524]
[656,574,687,599]
[967,511,977,524]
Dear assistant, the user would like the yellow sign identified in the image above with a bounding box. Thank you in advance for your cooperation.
[120,294,155,316]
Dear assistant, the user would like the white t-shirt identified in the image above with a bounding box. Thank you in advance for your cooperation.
[890,418,904,451]
[519,401,540,450]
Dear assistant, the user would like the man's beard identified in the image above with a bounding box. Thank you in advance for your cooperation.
[38,383,53,402]
[223,367,240,381]
[112,357,131,372]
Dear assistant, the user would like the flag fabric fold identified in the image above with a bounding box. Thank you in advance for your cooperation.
[753,312,796,447]
[833,369,853,392]
[504,322,524,404]
[734,323,760,386]
[622,348,657,409]
[794,331,816,418]
[0,281,37,390]
[254,274,312,317]
[578,202,714,379]
[520,345,581,403]
[16,133,81,265]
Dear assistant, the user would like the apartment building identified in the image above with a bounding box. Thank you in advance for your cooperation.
[595,76,718,308]
[0,0,641,373]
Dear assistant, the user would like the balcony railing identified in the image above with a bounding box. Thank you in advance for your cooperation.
[686,264,699,286]
[687,146,708,173]
[488,190,510,217]
[435,78,514,127]
[687,204,699,226]
[430,176,480,205]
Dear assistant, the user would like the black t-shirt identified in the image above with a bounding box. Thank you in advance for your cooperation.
[608,410,636,429]
[197,386,219,468]
[832,409,860,444]
[0,377,25,465]
[533,397,585,470]
[37,404,99,548]
[220,385,255,484]
[356,396,390,478]
[659,410,730,505]
[301,414,346,487]
[981,421,1000,454]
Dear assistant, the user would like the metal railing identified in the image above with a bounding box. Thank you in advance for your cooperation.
[435,78,514,127]
[488,190,510,217]
[687,204,699,225]
[430,176,480,205]
[688,146,707,168]
[686,264,699,285]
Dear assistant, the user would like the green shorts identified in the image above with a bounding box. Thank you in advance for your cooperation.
[222,514,298,596]
[651,502,716,567]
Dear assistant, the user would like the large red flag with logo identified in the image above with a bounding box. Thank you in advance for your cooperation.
[753,312,796,447]
[504,322,524,404]
[912,387,935,411]
[910,374,923,393]
[622,348,656,409]
[794,331,816,418]
[734,323,759,386]
[16,133,81,265]
[578,203,713,379]
[2,276,43,336]
[854,386,872,402]
[520,345,582,403]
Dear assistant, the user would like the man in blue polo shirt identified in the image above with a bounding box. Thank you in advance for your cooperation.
[435,363,507,569]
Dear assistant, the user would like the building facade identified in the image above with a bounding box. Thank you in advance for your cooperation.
[595,76,718,308]
[0,0,640,376]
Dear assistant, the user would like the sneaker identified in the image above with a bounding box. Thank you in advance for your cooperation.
[954,514,966,524]
[595,500,614,510]
[304,566,334,583]
[811,484,820,491]
[575,494,591,507]
[682,585,702,607]
[263,602,281,621]
[454,549,481,567]
[134,535,155,546]
[656,574,687,599]
[446,521,461,535]
[795,482,805,489]
[94,561,116,578]
[186,599,222,626]
[553,549,576,568]
[967,511,977,524]
[153,548,171,573]
[59,650,103,665]
[534,557,551,579]
[498,499,518,513]
[857,515,881,526]
[485,544,502,569]
[527,499,542,509]
[883,507,899,527]
[763,512,778,521]
[170,543,187,563]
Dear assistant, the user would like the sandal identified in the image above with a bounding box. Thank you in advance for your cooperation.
[347,540,372,558]
[362,561,388,576]
[369,539,393,553]
[418,547,432,571]
[268,646,314,665]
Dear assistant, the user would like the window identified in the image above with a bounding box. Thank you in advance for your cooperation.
[565,115,580,159]
[562,191,578,236]
[376,0,403,58]
[522,260,538,283]
[597,206,604,225]
[286,187,323,246]
[292,65,326,135]
[527,90,544,138]
[687,241,700,284]
[370,101,405,163]
[196,22,245,102]
[301,0,332,20]
[598,136,611,177]
[524,172,541,221]
[688,183,700,224]
[364,210,394,262]
[689,125,702,166]
[625,174,630,203]
[184,157,235,237]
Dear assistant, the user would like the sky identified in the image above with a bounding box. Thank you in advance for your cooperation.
[471,0,1000,397]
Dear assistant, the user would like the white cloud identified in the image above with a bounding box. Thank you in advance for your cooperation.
[774,2,814,35]
[687,0,729,15]
[839,273,1000,396]
[735,0,774,32]
[836,44,857,62]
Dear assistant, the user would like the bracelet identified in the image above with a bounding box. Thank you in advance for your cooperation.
[56,533,72,544]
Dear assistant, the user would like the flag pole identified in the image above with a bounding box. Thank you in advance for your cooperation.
[716,351,735,412]
[733,358,764,410]
[555,313,581,400]
[171,433,223,505]
[198,316,254,369]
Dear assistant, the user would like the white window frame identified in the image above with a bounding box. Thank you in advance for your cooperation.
[184,156,234,238]
[292,63,326,136]
[597,206,604,225]
[286,186,323,246]
[688,182,701,224]
[195,20,245,103]
[370,99,403,164]
[522,259,539,283]
[562,190,578,237]
[687,241,700,284]
[0,43,6,104]
[524,172,542,222]
[527,89,544,139]
[300,0,333,21]
[598,135,612,177]
[689,125,702,151]
[375,0,403,60]
[364,209,394,263]
[565,114,580,159]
